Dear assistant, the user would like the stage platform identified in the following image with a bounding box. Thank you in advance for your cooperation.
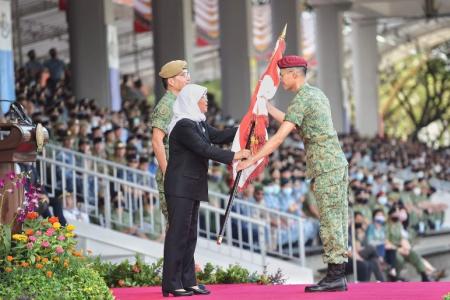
[112,282,450,300]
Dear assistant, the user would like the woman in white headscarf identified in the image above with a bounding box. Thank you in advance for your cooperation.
[162,84,250,297]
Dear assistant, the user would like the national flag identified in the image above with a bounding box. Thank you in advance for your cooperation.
[231,26,286,191]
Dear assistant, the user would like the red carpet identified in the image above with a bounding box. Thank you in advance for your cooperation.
[112,282,450,300]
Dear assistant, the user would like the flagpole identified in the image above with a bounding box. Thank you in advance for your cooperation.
[217,121,256,245]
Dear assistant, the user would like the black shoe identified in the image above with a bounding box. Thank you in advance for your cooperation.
[162,289,194,297]
[185,285,211,295]
[421,272,432,282]
[305,263,348,293]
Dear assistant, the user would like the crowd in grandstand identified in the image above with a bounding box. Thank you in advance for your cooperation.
[6,48,449,282]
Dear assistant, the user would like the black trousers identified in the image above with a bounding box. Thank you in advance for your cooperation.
[162,196,200,291]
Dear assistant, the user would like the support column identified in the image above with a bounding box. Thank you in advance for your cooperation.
[352,18,379,137]
[152,0,195,100]
[314,2,350,133]
[0,0,15,113]
[219,0,252,120]
[271,0,302,111]
[67,0,118,110]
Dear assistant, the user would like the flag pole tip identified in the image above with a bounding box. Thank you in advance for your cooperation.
[280,24,287,39]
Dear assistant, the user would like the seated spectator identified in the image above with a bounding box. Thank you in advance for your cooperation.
[366,209,398,281]
[63,192,89,223]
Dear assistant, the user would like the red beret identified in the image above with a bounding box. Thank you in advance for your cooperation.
[277,55,308,69]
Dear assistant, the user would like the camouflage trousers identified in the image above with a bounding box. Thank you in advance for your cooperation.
[311,166,349,264]
[156,169,169,224]
[396,249,426,274]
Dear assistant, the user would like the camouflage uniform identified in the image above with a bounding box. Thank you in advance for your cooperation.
[386,220,426,274]
[284,84,349,264]
[150,91,176,222]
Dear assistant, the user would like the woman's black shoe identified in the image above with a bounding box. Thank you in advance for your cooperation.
[162,289,194,297]
[185,286,211,295]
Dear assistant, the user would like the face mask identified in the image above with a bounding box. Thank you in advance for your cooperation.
[413,187,421,196]
[374,216,385,224]
[272,185,280,194]
[399,210,408,222]
[356,172,364,181]
[282,188,292,196]
[378,196,388,206]
[357,198,368,205]
[263,186,274,195]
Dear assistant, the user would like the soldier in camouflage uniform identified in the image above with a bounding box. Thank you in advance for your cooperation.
[238,55,348,292]
[151,60,190,225]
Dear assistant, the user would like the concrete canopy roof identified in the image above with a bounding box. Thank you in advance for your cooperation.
[309,0,450,19]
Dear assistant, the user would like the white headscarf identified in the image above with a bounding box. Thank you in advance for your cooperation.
[168,84,207,135]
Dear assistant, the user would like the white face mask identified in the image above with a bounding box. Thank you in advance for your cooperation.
[413,187,421,196]
[378,196,388,206]
[356,172,364,181]
[399,210,408,222]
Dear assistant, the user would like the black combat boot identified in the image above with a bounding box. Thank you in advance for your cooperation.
[305,263,348,293]
[420,272,432,282]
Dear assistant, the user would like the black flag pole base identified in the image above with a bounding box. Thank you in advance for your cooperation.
[216,121,256,246]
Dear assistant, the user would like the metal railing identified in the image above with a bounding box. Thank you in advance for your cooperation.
[37,144,307,266]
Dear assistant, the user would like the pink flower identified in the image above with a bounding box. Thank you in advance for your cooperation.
[55,246,64,254]
[27,242,34,250]
[0,179,4,189]
[57,235,66,241]
[6,188,13,194]
[41,240,50,248]
[45,228,55,237]
[36,231,42,236]
[7,172,15,180]
[29,236,37,242]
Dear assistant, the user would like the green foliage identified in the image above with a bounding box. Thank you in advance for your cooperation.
[90,258,286,288]
[0,266,113,300]
[196,263,286,285]
[443,292,450,300]
[89,256,163,288]
[379,45,450,147]
[0,224,11,258]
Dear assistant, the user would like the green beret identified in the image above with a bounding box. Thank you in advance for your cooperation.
[159,60,187,79]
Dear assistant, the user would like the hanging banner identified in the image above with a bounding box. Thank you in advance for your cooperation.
[134,0,152,33]
[0,0,15,114]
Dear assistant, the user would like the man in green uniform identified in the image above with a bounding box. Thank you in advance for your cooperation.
[386,206,431,281]
[237,55,349,292]
[151,60,190,225]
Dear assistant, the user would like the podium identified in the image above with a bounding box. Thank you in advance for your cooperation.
[0,119,48,225]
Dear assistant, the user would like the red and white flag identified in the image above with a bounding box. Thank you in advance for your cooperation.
[231,30,286,192]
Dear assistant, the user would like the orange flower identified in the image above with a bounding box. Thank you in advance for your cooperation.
[64,261,69,268]
[5,267,12,273]
[42,258,49,264]
[53,257,60,262]
[6,256,13,262]
[36,263,44,269]
[21,262,29,267]
[72,251,82,257]
[36,256,41,262]
[48,216,59,224]
[26,212,39,220]
[25,229,34,236]
[46,271,53,278]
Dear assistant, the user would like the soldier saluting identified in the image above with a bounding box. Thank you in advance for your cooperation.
[237,55,349,293]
